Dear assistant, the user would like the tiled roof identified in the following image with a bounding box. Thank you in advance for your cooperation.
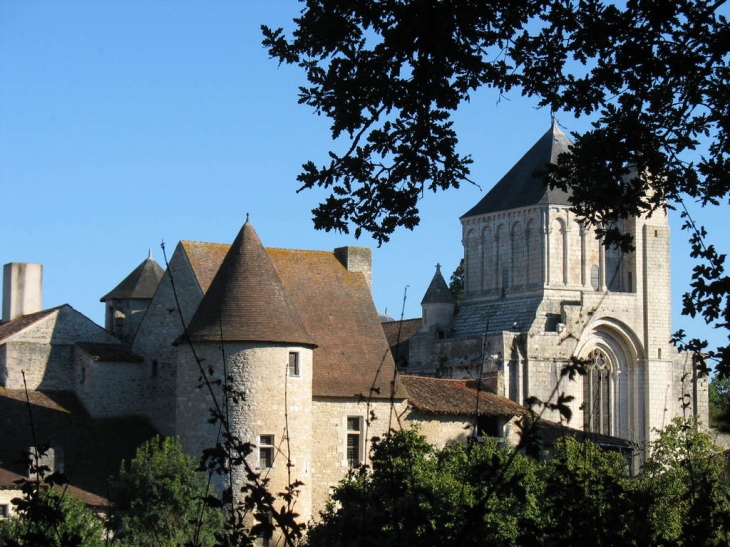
[462,121,573,218]
[381,318,422,368]
[381,318,422,349]
[421,265,456,305]
[181,237,405,400]
[532,420,632,451]
[180,241,230,293]
[185,221,316,347]
[400,375,527,417]
[101,257,164,301]
[450,295,543,337]
[75,342,144,363]
[0,306,63,343]
[0,389,158,507]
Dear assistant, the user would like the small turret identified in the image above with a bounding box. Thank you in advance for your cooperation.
[101,252,164,344]
[421,264,456,336]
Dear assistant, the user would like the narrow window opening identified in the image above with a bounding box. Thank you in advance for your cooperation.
[259,435,274,469]
[288,352,300,377]
[658,348,662,360]
[151,359,159,378]
[347,417,362,467]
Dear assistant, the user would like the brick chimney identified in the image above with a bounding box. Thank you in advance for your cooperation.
[2,263,43,322]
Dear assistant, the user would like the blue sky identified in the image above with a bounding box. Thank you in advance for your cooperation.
[1,1,726,356]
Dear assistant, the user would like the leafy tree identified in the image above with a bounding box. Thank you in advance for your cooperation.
[637,417,730,546]
[263,0,730,374]
[448,259,464,303]
[110,435,223,547]
[710,375,730,430]
[540,437,634,547]
[306,428,545,547]
[0,487,105,547]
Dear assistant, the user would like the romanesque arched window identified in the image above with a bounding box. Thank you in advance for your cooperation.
[584,348,612,435]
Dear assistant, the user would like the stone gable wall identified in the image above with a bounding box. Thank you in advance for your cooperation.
[132,246,203,436]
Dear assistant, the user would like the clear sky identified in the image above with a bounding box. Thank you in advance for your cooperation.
[1,1,726,356]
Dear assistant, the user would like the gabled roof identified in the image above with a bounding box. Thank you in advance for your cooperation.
[180,236,406,400]
[400,375,526,417]
[101,257,164,301]
[184,221,316,347]
[421,264,455,305]
[462,121,573,218]
[0,389,158,506]
[0,305,63,343]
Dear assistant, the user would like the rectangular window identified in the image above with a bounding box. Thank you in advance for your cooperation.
[347,417,362,467]
[0,504,9,519]
[288,352,300,377]
[259,435,274,469]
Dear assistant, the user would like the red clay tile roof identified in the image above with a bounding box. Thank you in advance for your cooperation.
[180,241,230,293]
[400,375,527,417]
[268,247,405,400]
[184,222,316,347]
[181,237,405,400]
[0,389,158,507]
[0,306,63,343]
[101,257,164,301]
[381,318,422,348]
[381,318,422,368]
[75,342,144,363]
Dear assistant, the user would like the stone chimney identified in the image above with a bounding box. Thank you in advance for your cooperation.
[3,263,43,322]
[334,246,372,289]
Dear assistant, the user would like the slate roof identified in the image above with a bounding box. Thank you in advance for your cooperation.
[421,265,456,305]
[400,375,527,417]
[462,121,573,218]
[75,342,144,363]
[180,233,406,400]
[451,295,544,337]
[184,221,316,347]
[0,389,158,507]
[0,306,63,343]
[101,257,164,301]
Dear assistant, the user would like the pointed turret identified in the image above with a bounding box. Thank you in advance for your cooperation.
[421,264,455,334]
[101,255,164,344]
[184,219,316,346]
[461,119,573,219]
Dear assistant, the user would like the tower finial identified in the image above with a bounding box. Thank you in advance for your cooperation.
[148,247,152,260]
[246,212,250,224]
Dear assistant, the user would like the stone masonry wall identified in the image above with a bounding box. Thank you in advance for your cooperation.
[311,398,406,519]
[132,245,204,436]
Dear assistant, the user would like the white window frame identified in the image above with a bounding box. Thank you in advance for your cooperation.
[346,416,364,467]
[258,435,275,469]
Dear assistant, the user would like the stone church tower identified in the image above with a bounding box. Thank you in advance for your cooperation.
[409,122,708,449]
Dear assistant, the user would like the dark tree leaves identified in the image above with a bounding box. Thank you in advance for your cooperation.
[263,0,730,374]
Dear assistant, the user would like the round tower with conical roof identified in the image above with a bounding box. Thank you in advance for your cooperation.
[175,219,317,526]
[420,264,456,336]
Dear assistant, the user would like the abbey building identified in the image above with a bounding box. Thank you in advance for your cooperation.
[405,122,708,450]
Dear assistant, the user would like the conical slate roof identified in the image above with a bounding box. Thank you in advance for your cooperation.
[461,120,573,218]
[101,256,164,301]
[184,220,316,346]
[421,264,456,305]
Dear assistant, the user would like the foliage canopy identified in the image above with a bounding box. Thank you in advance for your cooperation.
[263,0,730,374]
